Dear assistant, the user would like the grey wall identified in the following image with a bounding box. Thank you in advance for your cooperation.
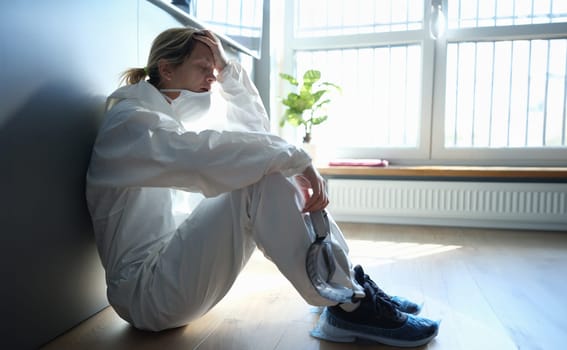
[253,0,272,117]
[0,1,206,348]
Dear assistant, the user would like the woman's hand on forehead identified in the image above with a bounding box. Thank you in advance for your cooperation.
[194,30,228,72]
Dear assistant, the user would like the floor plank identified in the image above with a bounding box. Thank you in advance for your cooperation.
[42,223,567,350]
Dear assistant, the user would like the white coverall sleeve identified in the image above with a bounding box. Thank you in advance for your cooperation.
[87,109,311,197]
[217,61,270,132]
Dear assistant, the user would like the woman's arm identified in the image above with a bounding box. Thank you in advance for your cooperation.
[87,108,310,197]
[217,61,270,132]
[195,29,270,132]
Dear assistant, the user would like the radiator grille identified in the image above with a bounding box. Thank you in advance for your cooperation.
[327,179,567,230]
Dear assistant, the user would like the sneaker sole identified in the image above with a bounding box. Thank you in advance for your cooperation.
[311,309,439,348]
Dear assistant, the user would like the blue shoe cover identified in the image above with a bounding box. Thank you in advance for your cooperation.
[391,296,424,315]
[310,308,440,347]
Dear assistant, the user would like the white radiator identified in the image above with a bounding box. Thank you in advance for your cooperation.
[327,179,567,231]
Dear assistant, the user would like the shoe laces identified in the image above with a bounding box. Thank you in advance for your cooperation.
[354,266,404,321]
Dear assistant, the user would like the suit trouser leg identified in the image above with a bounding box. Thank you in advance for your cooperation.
[140,173,358,330]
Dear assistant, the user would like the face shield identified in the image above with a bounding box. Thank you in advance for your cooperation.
[306,210,356,304]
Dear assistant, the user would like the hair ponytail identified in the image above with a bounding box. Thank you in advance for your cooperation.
[120,67,148,86]
[119,27,200,87]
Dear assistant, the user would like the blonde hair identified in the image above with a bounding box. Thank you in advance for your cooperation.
[120,27,201,86]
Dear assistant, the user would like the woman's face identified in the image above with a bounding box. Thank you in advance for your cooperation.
[167,41,217,92]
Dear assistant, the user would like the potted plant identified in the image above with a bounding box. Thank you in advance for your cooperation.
[279,69,341,144]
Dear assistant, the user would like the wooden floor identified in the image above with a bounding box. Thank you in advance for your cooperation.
[42,223,567,350]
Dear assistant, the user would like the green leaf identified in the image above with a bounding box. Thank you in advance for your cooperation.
[320,82,342,93]
[311,90,327,104]
[279,68,341,132]
[314,98,331,109]
[282,110,305,127]
[311,115,328,125]
[303,70,321,85]
[279,73,298,86]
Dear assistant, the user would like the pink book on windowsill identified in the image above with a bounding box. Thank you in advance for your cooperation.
[328,159,389,167]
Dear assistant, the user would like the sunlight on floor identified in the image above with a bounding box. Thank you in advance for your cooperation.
[227,240,462,300]
[347,239,462,264]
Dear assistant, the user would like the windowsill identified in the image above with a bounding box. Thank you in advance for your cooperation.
[318,165,567,182]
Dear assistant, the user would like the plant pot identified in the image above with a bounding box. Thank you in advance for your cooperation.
[302,142,317,164]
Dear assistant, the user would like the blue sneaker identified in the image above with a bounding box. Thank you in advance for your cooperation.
[310,265,439,347]
[354,265,422,315]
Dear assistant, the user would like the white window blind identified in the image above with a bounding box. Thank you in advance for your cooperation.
[444,0,567,149]
[444,39,567,148]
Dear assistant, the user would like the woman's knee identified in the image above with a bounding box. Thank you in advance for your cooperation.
[256,173,301,199]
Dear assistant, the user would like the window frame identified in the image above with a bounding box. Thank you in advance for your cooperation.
[432,20,567,166]
[280,0,567,166]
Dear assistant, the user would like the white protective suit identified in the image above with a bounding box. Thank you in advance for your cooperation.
[86,60,361,331]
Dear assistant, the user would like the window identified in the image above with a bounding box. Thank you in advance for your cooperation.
[444,39,566,149]
[191,0,264,57]
[280,0,567,165]
[164,0,264,58]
